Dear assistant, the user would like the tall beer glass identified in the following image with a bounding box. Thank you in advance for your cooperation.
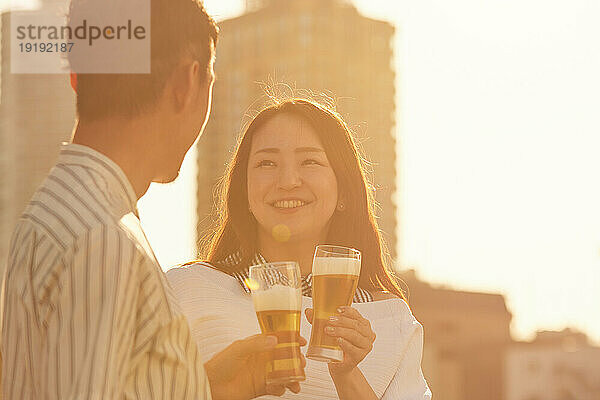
[249,262,305,385]
[306,245,361,363]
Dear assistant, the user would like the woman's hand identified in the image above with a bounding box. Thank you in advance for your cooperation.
[205,334,306,400]
[305,306,376,375]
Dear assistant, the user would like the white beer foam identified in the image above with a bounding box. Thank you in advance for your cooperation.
[252,284,302,312]
[312,257,361,276]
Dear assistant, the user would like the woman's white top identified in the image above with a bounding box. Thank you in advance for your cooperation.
[167,263,432,400]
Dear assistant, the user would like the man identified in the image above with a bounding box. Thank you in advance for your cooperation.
[1,0,302,399]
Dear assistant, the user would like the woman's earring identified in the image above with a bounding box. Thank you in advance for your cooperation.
[337,202,345,211]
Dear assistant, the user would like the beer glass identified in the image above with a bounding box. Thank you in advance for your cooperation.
[306,245,361,362]
[249,262,305,385]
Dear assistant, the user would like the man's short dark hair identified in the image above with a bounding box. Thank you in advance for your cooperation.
[68,0,218,122]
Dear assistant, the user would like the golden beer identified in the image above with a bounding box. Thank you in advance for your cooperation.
[310,274,359,352]
[256,310,304,383]
[249,262,305,385]
[307,246,361,363]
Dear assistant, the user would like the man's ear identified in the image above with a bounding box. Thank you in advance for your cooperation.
[171,60,201,112]
[70,72,78,93]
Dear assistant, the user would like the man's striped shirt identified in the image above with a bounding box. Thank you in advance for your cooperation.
[1,143,211,400]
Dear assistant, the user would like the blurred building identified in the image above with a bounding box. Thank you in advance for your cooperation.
[0,10,75,275]
[400,270,513,400]
[197,0,398,255]
[505,328,600,400]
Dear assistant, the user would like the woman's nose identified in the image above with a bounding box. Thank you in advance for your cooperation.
[276,164,301,190]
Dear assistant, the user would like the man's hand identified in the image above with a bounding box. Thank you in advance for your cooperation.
[205,334,306,400]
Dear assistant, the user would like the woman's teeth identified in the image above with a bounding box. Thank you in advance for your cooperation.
[273,200,307,209]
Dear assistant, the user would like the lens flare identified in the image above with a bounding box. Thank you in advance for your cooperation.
[272,224,291,242]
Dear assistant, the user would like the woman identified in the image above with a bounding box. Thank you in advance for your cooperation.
[168,98,431,399]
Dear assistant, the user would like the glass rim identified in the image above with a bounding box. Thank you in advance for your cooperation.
[248,261,302,291]
[314,244,361,258]
[249,261,300,272]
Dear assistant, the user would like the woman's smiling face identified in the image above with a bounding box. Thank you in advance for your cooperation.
[247,113,339,243]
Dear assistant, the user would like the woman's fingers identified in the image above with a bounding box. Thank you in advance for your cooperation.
[328,315,374,339]
[308,306,377,350]
[299,335,308,346]
[304,308,313,324]
[330,307,376,343]
[337,337,367,363]
[326,325,372,350]
[266,381,302,396]
[286,382,301,394]
[337,306,370,327]
[265,384,286,396]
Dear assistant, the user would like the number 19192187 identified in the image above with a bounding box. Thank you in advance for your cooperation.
[19,42,74,53]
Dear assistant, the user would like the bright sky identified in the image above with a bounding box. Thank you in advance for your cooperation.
[6,0,596,344]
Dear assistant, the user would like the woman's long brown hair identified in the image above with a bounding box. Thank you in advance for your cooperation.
[198,98,406,301]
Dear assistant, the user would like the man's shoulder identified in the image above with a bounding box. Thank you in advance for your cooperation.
[14,206,144,261]
[5,213,143,308]
[20,172,119,252]
[84,217,154,264]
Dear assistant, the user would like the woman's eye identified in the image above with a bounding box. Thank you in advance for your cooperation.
[302,159,322,166]
[256,160,276,168]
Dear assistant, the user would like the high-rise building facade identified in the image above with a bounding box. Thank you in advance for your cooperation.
[197,0,397,256]
[505,329,600,400]
[0,10,75,276]
[400,270,513,400]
